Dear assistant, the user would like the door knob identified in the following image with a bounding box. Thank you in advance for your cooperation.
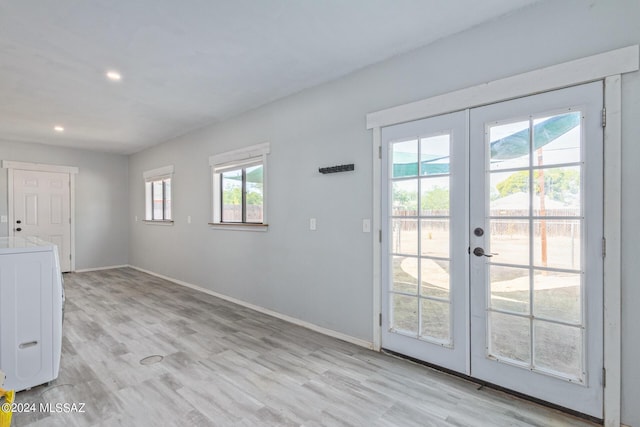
[473,247,496,257]
[16,220,21,224]
[15,227,22,232]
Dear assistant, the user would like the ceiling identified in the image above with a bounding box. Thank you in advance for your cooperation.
[0,0,540,155]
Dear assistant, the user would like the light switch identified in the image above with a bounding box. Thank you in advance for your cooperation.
[362,219,371,233]
[187,215,192,224]
[134,216,138,222]
[0,215,7,223]
[310,218,317,231]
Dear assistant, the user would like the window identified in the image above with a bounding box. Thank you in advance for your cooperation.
[143,165,173,222]
[220,162,264,223]
[210,143,269,228]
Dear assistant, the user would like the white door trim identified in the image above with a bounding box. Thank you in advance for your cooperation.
[369,46,636,425]
[2,161,78,272]
[366,45,638,129]
[603,75,622,427]
[372,128,382,351]
[2,161,79,175]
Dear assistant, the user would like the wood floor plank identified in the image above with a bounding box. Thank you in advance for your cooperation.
[9,268,599,426]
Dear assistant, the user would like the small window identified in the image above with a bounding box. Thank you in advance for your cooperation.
[220,162,264,223]
[143,165,174,223]
[210,143,269,228]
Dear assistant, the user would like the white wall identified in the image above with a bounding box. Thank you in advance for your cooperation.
[0,139,129,269]
[128,0,640,424]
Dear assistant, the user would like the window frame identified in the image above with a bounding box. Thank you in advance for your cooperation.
[143,165,174,224]
[209,143,270,230]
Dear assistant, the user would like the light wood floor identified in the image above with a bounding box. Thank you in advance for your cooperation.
[11,268,598,426]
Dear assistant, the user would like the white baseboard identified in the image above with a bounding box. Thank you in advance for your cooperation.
[128,265,373,350]
[74,264,129,273]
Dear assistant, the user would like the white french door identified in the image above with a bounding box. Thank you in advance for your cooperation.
[381,110,468,373]
[381,82,603,418]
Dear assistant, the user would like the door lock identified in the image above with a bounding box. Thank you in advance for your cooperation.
[473,227,484,236]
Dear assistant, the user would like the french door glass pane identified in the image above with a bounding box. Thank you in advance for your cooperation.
[392,180,418,215]
[392,294,418,333]
[533,320,582,381]
[420,259,450,298]
[490,171,530,216]
[489,219,529,266]
[392,256,418,294]
[490,266,530,314]
[421,219,449,258]
[532,166,581,216]
[420,135,450,176]
[489,120,530,171]
[392,139,418,178]
[485,110,586,382]
[389,132,452,345]
[420,176,450,216]
[533,220,581,269]
[392,219,418,255]
[420,299,450,343]
[533,271,581,324]
[489,312,531,364]
[533,112,581,166]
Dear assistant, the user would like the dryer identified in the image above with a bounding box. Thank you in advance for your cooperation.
[0,237,63,391]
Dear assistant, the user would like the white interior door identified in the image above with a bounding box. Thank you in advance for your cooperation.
[12,170,71,272]
[381,110,468,373]
[381,82,603,418]
[469,82,603,417]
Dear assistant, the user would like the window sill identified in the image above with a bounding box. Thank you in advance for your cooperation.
[208,222,268,232]
[142,220,174,226]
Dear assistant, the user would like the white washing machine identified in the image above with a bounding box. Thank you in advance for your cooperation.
[0,236,63,391]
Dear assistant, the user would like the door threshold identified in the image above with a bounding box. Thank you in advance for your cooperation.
[381,348,603,425]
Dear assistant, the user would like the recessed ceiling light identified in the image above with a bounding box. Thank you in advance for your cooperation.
[54,126,64,132]
[106,70,122,81]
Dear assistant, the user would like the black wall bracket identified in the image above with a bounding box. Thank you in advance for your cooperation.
[319,163,355,174]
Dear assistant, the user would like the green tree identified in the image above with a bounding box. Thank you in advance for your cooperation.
[393,187,417,212]
[496,171,529,197]
[223,186,242,205]
[246,186,263,206]
[223,185,263,206]
[422,186,449,211]
[496,169,579,203]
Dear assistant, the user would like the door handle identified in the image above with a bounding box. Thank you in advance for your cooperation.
[19,340,38,349]
[473,247,497,257]
[15,227,22,232]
